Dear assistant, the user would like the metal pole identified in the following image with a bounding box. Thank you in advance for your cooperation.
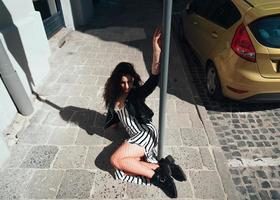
[0,40,33,116]
[158,0,173,159]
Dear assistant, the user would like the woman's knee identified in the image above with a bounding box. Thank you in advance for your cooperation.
[110,153,121,168]
[110,153,141,169]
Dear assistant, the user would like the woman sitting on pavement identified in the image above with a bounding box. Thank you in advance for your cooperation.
[103,28,186,198]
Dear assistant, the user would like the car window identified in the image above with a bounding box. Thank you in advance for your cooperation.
[249,15,280,48]
[192,0,213,18]
[207,0,241,29]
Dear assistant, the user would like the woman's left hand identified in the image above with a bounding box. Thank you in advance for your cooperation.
[151,27,162,75]
[153,27,162,54]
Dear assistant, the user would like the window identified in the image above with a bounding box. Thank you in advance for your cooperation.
[33,0,51,20]
[33,0,62,20]
[208,0,241,29]
[192,0,213,19]
[249,15,280,48]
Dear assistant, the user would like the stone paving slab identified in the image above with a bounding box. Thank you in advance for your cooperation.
[181,128,209,147]
[189,170,225,200]
[47,127,79,145]
[29,109,50,124]
[52,145,88,169]
[166,147,203,170]
[56,169,95,199]
[20,145,58,169]
[167,113,192,128]
[18,124,54,145]
[126,183,162,199]
[84,146,107,170]
[174,175,194,199]
[24,170,64,199]
[164,128,184,146]
[199,147,216,170]
[91,171,127,199]
[213,148,240,200]
[3,144,31,168]
[43,110,70,126]
[75,127,105,145]
[0,169,33,200]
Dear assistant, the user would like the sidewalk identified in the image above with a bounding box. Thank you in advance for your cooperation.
[0,0,237,199]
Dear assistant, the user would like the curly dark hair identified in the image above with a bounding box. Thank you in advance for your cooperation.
[103,62,142,108]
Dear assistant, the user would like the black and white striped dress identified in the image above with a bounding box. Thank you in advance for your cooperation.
[114,105,158,185]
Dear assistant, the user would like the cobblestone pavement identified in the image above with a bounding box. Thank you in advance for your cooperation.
[173,13,280,200]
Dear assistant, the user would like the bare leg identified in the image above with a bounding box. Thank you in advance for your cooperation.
[111,142,158,178]
[124,159,159,176]
[139,161,159,170]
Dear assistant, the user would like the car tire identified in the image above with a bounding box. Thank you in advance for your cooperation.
[206,63,223,100]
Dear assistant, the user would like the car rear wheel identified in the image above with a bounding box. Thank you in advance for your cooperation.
[206,63,223,100]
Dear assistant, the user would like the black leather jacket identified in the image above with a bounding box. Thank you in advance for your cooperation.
[104,74,159,129]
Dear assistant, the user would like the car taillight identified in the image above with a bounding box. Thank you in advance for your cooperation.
[231,24,256,62]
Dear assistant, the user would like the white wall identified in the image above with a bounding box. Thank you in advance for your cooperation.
[0,0,50,89]
[61,0,75,30]
[0,0,51,166]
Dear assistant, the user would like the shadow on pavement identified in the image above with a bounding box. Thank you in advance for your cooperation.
[33,92,128,176]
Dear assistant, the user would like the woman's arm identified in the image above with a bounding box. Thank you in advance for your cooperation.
[135,28,162,98]
[104,108,120,129]
[151,27,162,76]
[109,123,119,129]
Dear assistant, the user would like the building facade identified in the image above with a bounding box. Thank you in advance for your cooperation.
[0,0,94,166]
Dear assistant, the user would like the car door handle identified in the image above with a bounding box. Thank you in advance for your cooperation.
[193,21,198,25]
[211,31,218,39]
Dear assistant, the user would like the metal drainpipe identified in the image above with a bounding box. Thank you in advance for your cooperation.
[158,0,173,159]
[0,40,33,116]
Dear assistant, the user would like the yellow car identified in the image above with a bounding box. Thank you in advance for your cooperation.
[182,0,280,101]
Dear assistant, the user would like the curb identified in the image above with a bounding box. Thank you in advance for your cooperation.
[171,13,239,200]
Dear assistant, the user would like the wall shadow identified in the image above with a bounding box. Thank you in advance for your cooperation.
[0,2,35,91]
[76,0,280,113]
[33,92,128,176]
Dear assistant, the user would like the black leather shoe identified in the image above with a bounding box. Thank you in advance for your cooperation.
[151,166,177,198]
[159,155,187,182]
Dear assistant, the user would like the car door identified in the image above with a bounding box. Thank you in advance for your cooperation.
[184,0,241,65]
[182,0,213,62]
[202,0,241,62]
